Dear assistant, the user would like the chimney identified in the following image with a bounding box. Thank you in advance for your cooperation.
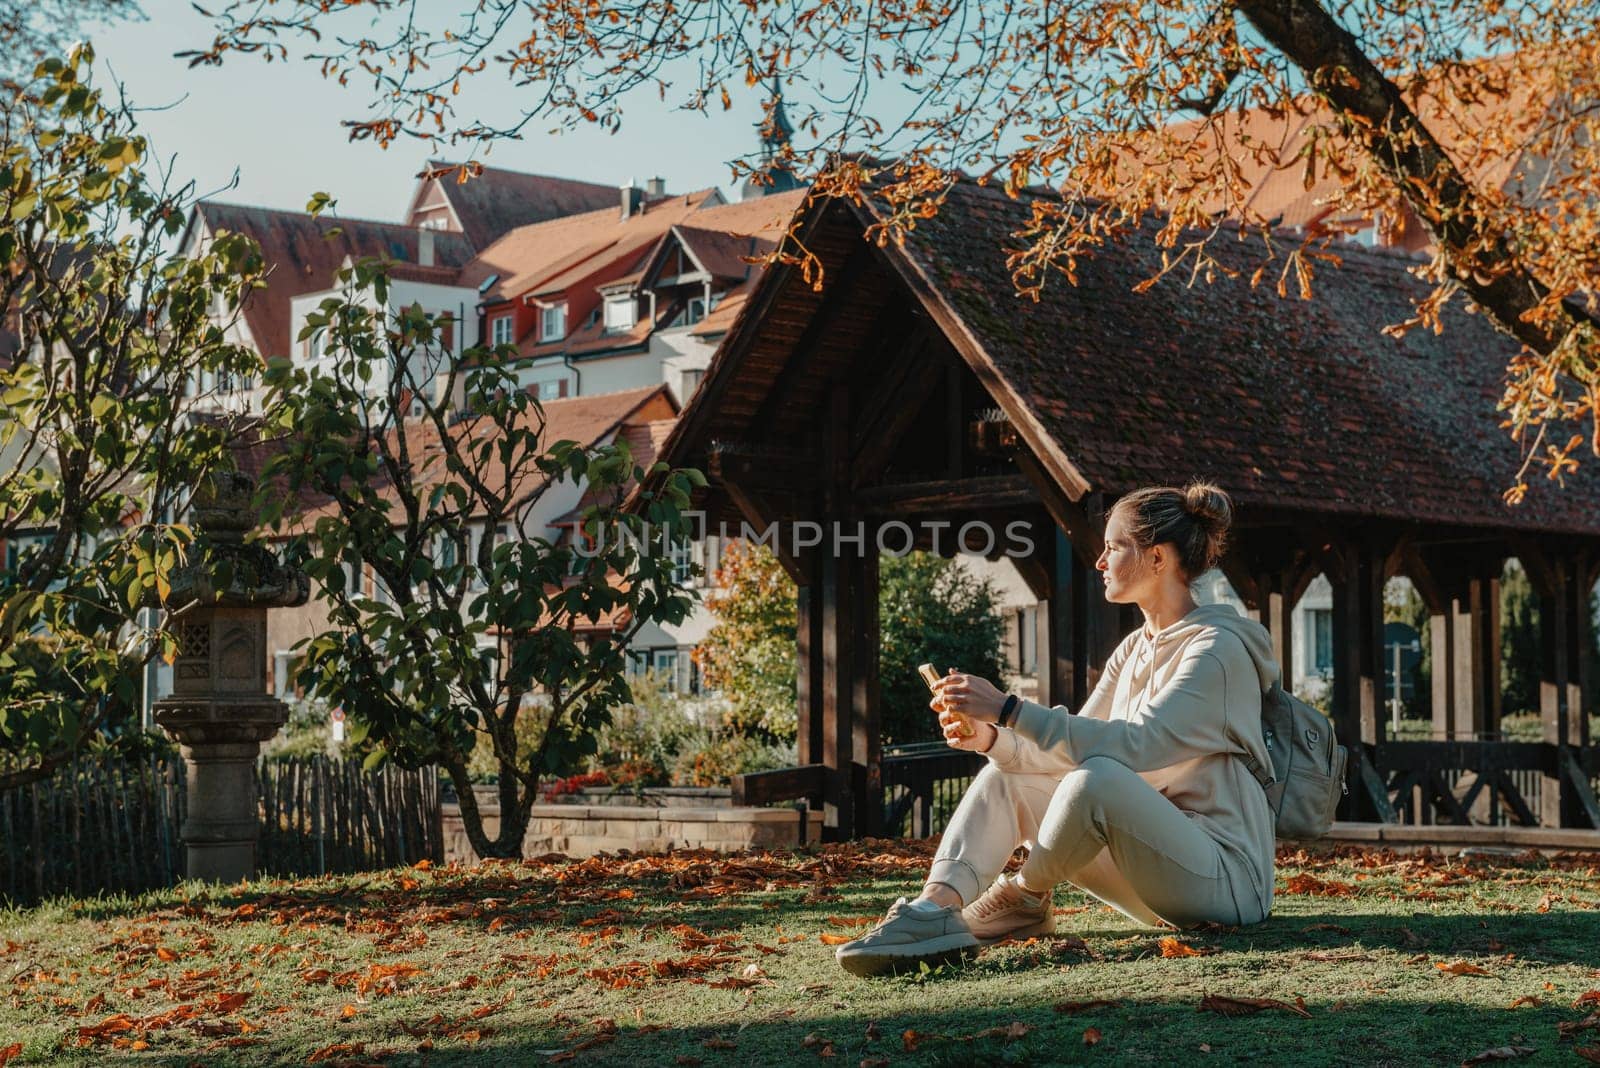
[620,180,645,219]
[417,228,435,268]
[646,176,667,198]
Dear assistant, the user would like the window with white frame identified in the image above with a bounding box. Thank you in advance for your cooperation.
[535,379,563,401]
[339,559,362,599]
[684,296,707,325]
[1309,609,1334,675]
[653,648,681,690]
[490,315,513,346]
[603,294,636,331]
[540,303,567,342]
[668,540,693,585]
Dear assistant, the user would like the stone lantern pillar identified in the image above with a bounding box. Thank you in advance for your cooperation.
[153,472,309,882]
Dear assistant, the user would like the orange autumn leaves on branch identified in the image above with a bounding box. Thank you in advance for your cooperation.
[186,0,1600,500]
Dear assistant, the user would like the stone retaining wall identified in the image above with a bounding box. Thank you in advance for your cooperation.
[1322,820,1600,853]
[440,799,805,864]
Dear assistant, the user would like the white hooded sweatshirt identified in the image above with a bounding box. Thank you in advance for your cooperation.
[982,601,1279,919]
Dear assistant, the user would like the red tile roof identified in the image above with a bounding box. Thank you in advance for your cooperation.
[189,202,474,359]
[421,161,622,250]
[458,191,720,306]
[467,188,810,357]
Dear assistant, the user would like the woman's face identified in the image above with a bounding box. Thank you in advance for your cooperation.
[1098,511,1158,604]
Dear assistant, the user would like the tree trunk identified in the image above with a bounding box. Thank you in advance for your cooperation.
[441,755,532,860]
[1235,0,1590,356]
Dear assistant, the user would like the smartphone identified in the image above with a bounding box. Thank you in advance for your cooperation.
[919,662,974,738]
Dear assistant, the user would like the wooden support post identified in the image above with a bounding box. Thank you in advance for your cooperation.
[1536,556,1574,827]
[1258,570,1295,691]
[1416,547,1501,744]
[1430,610,1452,740]
[1079,493,1125,699]
[1515,541,1600,828]
[1221,534,1307,693]
[1566,550,1594,750]
[1330,535,1395,821]
[945,357,964,479]
[850,548,882,838]
[795,547,823,769]
[1036,526,1074,708]
[817,381,884,840]
[1448,576,1490,740]
[1480,559,1504,735]
[819,547,853,839]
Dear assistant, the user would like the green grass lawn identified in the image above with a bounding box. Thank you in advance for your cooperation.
[4,840,1600,1066]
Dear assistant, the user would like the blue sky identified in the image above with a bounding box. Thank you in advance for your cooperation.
[92,1,772,221]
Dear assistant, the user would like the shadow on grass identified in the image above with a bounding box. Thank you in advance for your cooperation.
[344,993,1597,1068]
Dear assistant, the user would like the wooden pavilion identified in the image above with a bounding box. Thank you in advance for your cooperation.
[640,179,1600,840]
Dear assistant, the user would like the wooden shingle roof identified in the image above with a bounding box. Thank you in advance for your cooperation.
[652,180,1600,537]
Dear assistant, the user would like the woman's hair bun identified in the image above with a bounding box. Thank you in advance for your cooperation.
[1183,482,1232,532]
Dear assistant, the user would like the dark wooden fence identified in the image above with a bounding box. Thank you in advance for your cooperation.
[257,757,443,878]
[1,754,442,907]
[0,753,186,907]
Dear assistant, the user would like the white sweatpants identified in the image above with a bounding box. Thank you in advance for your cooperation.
[925,756,1266,928]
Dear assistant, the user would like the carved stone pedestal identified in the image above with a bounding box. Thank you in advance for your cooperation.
[152,474,308,883]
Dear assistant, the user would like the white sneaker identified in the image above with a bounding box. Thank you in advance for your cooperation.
[834,897,981,977]
[962,873,1055,942]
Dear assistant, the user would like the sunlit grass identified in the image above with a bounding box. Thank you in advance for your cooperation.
[3,841,1599,1065]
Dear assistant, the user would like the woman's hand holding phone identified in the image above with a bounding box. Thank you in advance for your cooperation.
[936,705,997,753]
[924,665,998,753]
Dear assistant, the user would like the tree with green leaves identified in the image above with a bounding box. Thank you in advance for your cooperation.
[877,552,1008,744]
[695,544,1008,745]
[0,1,141,87]
[257,249,704,859]
[0,47,264,790]
[691,539,799,738]
[191,0,1600,499]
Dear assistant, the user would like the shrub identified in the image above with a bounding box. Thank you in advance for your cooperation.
[670,731,797,787]
[583,669,708,785]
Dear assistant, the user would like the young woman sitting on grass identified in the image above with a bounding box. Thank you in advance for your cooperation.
[836,483,1281,977]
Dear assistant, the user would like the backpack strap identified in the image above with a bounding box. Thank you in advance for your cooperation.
[1239,680,1283,790]
[1241,752,1275,790]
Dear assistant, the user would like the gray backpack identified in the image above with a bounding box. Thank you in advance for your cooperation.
[1239,681,1348,840]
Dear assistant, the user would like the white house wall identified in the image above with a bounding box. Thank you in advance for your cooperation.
[571,350,665,397]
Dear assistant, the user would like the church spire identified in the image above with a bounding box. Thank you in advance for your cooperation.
[742,81,802,200]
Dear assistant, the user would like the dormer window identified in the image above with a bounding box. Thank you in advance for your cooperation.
[685,296,707,326]
[490,315,513,347]
[603,294,636,331]
[540,303,567,342]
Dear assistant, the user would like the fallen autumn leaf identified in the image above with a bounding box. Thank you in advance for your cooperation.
[1198,994,1311,1019]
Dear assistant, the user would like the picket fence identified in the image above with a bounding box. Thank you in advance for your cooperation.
[0,754,442,907]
